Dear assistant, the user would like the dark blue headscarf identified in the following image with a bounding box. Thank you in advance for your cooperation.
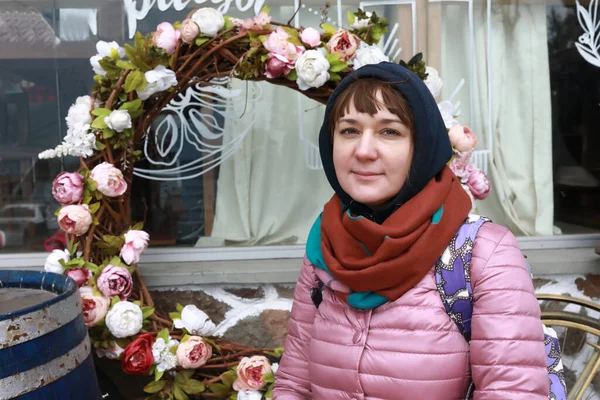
[318,62,453,223]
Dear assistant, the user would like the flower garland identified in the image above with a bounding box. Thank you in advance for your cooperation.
[39,6,491,399]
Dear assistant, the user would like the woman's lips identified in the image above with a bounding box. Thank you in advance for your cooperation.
[352,171,382,181]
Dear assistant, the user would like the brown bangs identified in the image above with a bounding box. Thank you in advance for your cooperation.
[328,78,414,136]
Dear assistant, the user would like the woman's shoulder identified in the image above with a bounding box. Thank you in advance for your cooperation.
[471,221,526,277]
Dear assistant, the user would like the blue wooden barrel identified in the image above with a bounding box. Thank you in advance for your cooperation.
[0,270,101,399]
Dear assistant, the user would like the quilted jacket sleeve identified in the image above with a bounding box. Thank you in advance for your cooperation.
[273,256,319,399]
[470,223,549,400]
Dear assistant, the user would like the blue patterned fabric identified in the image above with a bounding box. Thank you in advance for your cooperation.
[435,215,567,400]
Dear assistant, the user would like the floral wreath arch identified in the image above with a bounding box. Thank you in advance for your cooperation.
[40,6,490,400]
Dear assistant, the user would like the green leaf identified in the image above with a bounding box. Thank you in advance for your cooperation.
[84,262,100,275]
[157,328,170,343]
[143,380,167,394]
[155,370,164,382]
[169,312,181,322]
[95,141,106,150]
[124,70,147,93]
[260,4,271,14]
[408,52,423,65]
[180,334,190,343]
[262,371,275,383]
[329,61,348,73]
[203,337,221,352]
[286,69,298,81]
[94,190,103,201]
[142,307,155,320]
[91,108,112,117]
[132,221,144,231]
[182,379,205,394]
[208,383,230,396]
[219,370,236,387]
[329,72,342,82]
[102,129,115,139]
[195,37,209,46]
[109,256,127,267]
[265,382,275,398]
[116,60,138,70]
[325,53,342,63]
[321,23,338,35]
[88,202,101,214]
[173,384,189,400]
[110,295,120,307]
[347,11,356,26]
[91,116,108,129]
[265,347,284,357]
[176,303,184,313]
[119,99,143,112]
[124,43,138,63]
[98,58,123,76]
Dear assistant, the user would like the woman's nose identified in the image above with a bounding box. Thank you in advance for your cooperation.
[355,132,377,160]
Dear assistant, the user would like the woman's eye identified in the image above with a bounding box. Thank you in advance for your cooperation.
[382,129,400,136]
[340,128,358,135]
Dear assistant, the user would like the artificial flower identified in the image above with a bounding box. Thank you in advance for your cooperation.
[80,286,110,327]
[424,66,443,98]
[90,41,125,76]
[44,249,70,274]
[326,30,360,62]
[181,19,199,44]
[90,162,128,197]
[136,65,178,101]
[173,304,216,336]
[352,45,389,69]
[176,336,212,369]
[233,356,272,391]
[52,172,84,205]
[351,12,372,29]
[57,204,92,236]
[151,336,180,372]
[300,27,321,47]
[448,124,477,152]
[97,264,133,300]
[104,110,132,132]
[153,22,181,55]
[295,50,330,91]
[105,301,144,338]
[191,7,225,37]
[120,230,150,265]
[66,267,92,287]
[122,333,155,374]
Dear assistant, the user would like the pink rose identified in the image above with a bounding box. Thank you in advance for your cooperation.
[120,230,150,265]
[97,264,133,300]
[233,356,272,391]
[326,30,360,62]
[58,204,92,236]
[153,22,181,55]
[241,18,255,30]
[264,27,295,59]
[448,124,478,152]
[300,27,321,47]
[448,150,473,182]
[466,166,491,200]
[180,19,199,44]
[52,172,84,205]
[90,162,127,197]
[96,343,124,360]
[66,267,92,287]
[80,287,110,327]
[176,336,212,369]
[265,54,294,79]
[253,12,271,29]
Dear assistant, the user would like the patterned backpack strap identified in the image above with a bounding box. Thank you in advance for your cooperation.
[434,214,490,341]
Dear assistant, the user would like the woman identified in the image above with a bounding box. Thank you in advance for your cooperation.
[273,63,549,399]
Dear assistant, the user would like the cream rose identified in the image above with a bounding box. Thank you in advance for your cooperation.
[105,301,143,338]
[173,305,216,336]
[104,110,132,132]
[44,249,70,274]
[295,50,330,91]
[57,204,93,236]
[191,8,225,37]
[424,66,443,98]
[352,45,389,69]
[181,19,199,44]
[136,65,178,101]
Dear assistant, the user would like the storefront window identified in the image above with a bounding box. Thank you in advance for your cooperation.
[0,0,598,254]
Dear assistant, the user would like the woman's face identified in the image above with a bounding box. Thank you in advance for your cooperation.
[333,95,413,207]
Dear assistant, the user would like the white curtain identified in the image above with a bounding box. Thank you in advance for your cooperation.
[441,2,554,236]
[196,81,332,247]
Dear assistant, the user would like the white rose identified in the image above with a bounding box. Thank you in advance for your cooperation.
[424,66,443,98]
[191,8,225,37]
[295,50,330,91]
[173,305,216,336]
[44,249,70,274]
[351,12,372,29]
[104,110,132,132]
[237,390,263,400]
[438,100,459,129]
[66,95,100,129]
[152,337,180,372]
[136,65,178,101]
[352,45,390,70]
[105,301,143,338]
[90,41,125,76]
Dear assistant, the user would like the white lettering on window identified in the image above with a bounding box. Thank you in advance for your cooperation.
[124,0,265,38]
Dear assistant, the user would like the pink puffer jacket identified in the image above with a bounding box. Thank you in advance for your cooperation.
[273,222,549,400]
